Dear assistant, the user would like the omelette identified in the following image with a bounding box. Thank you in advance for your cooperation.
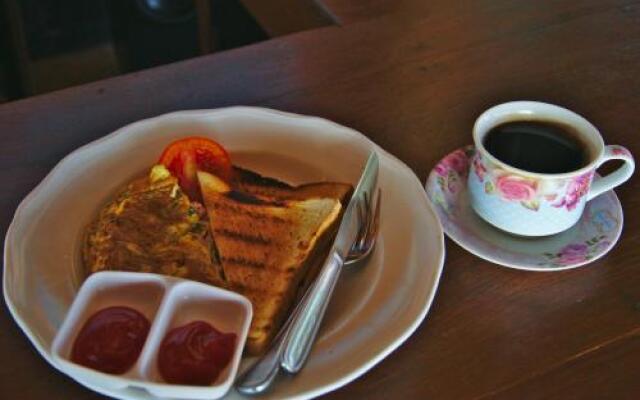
[83,165,225,286]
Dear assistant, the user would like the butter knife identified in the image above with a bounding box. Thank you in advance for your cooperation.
[280,151,379,373]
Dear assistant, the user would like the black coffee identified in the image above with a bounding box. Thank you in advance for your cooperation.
[483,121,589,174]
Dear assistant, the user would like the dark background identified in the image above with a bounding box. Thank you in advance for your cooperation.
[0,0,334,102]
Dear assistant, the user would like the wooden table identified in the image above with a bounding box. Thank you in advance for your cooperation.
[2,1,639,398]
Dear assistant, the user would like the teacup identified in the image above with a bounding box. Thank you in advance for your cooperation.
[468,101,635,236]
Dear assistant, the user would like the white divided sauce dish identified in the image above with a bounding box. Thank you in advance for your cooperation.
[51,271,253,399]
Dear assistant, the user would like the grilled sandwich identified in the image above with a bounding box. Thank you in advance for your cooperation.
[198,169,352,354]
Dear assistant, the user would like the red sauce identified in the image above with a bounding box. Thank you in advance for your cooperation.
[71,306,150,374]
[158,321,236,385]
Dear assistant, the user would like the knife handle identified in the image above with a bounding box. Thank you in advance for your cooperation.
[281,251,344,373]
[235,281,309,394]
[235,318,288,395]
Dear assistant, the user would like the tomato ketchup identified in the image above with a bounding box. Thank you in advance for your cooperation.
[71,306,150,374]
[158,321,236,385]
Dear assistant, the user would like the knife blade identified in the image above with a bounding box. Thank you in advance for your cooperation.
[280,151,379,373]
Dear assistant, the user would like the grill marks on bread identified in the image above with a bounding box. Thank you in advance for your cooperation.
[198,170,351,354]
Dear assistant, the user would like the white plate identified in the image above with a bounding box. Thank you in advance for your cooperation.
[425,146,623,271]
[3,107,445,399]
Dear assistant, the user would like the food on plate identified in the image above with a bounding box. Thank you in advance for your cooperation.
[83,165,226,287]
[158,320,236,385]
[71,306,150,374]
[198,171,352,354]
[83,137,353,355]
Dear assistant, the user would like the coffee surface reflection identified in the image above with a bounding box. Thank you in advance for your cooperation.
[483,121,589,174]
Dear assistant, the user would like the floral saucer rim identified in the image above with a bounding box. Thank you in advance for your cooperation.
[425,146,624,271]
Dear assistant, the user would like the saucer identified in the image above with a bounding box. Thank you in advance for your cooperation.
[425,146,624,271]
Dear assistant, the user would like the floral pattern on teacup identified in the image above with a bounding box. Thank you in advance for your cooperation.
[472,155,487,182]
[541,236,610,267]
[472,154,593,212]
[611,145,631,157]
[551,171,593,211]
[495,174,538,200]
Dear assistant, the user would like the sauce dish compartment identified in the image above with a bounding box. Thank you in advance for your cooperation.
[51,271,252,399]
[139,280,252,399]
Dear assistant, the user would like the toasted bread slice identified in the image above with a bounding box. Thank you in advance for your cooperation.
[198,170,352,354]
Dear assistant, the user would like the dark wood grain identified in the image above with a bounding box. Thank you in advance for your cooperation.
[2,1,640,399]
[484,329,640,400]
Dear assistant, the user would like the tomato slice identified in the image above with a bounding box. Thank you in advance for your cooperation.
[158,137,232,200]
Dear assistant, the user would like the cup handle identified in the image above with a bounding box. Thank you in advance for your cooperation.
[587,145,635,201]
